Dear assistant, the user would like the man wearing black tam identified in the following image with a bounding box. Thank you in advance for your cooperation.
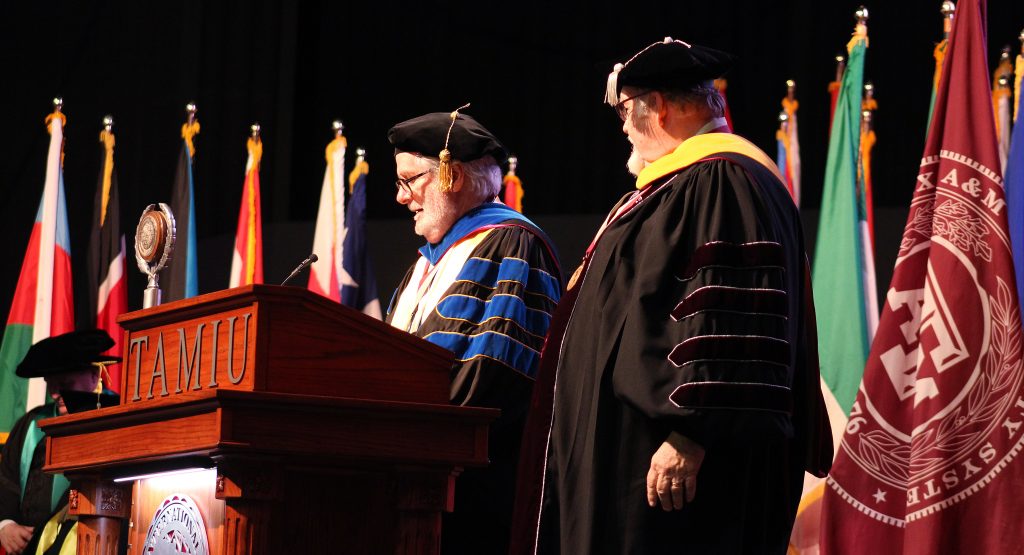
[0,330,118,555]
[513,38,833,554]
[385,109,562,554]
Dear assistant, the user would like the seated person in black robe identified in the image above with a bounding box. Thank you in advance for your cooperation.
[0,330,118,555]
[513,38,833,555]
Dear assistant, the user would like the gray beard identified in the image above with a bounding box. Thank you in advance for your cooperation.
[626,147,647,176]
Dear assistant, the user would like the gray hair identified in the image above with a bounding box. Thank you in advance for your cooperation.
[631,81,726,120]
[417,154,503,201]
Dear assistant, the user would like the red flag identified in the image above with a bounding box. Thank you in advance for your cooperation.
[821,1,1024,553]
[229,134,264,287]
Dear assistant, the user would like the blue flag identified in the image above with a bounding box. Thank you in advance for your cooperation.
[165,132,199,301]
[341,158,381,318]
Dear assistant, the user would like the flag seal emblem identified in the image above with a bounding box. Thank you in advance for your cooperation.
[829,152,1024,525]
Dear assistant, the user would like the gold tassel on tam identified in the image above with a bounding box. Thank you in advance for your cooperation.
[437,102,470,192]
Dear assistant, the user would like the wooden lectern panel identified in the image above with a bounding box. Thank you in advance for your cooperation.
[117,285,455,406]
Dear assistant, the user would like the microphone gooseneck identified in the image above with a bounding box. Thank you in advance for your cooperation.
[281,254,318,286]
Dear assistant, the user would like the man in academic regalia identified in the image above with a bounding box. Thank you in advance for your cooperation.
[0,330,118,555]
[384,109,562,554]
[513,38,833,554]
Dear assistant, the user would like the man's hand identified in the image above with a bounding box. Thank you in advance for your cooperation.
[0,522,34,554]
[646,431,705,511]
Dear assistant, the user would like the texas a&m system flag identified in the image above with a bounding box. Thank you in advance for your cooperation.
[821,1,1024,552]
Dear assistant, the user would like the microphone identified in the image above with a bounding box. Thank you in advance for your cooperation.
[281,254,318,286]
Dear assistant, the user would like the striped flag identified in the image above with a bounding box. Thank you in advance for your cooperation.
[0,106,75,438]
[776,112,789,199]
[308,130,347,301]
[791,19,874,554]
[340,150,381,318]
[86,120,128,394]
[814,16,876,433]
[229,131,264,287]
[164,113,200,301]
[777,81,802,206]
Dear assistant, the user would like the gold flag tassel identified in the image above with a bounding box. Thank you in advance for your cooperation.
[438,102,471,193]
[45,98,67,166]
[1015,28,1024,122]
[349,148,369,194]
[1016,28,1024,123]
[247,132,264,170]
[181,102,201,158]
[847,7,869,53]
[99,116,115,227]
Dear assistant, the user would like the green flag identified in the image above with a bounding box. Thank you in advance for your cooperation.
[812,33,873,420]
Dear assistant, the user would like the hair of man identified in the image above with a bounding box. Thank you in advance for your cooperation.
[406,153,503,202]
[629,81,726,128]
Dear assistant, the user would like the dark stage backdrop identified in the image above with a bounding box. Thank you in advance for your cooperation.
[0,0,1022,329]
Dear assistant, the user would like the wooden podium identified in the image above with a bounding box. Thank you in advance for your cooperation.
[38,285,496,555]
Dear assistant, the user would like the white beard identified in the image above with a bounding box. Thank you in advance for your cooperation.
[626,146,648,176]
[416,186,460,243]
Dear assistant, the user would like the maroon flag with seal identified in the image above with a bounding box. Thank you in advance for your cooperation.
[820,0,1024,553]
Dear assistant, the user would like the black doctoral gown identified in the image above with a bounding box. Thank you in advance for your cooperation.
[526,148,832,554]
[0,405,64,529]
[387,212,562,555]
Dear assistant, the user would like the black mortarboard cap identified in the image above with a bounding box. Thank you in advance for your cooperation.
[16,329,120,379]
[606,37,736,104]
[388,112,508,166]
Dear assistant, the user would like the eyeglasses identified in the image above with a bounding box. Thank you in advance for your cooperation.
[613,90,653,122]
[395,170,431,195]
